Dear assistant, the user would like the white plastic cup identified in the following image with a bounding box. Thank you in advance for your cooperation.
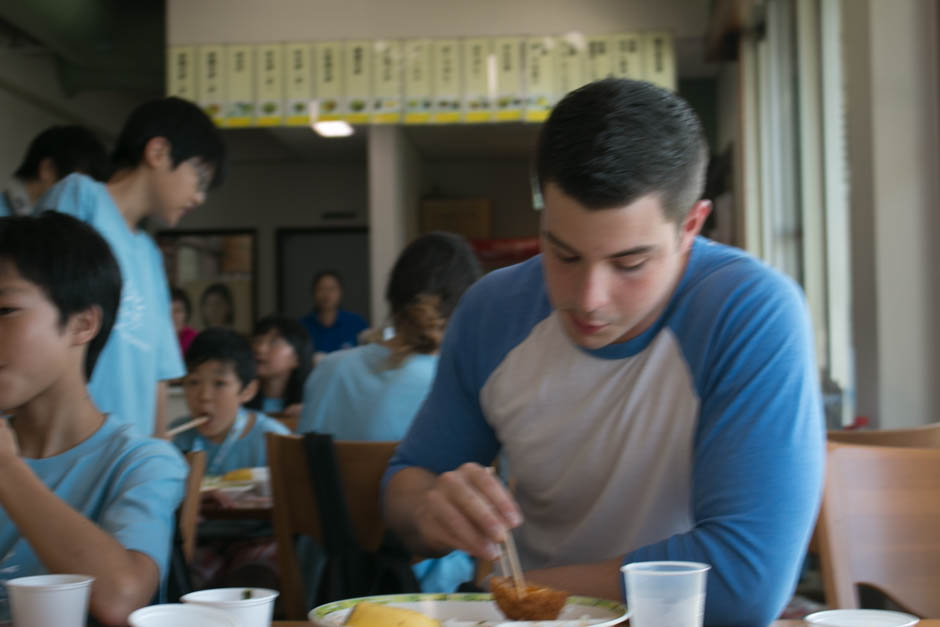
[621,561,711,627]
[4,574,94,627]
[181,587,279,627]
[127,603,240,627]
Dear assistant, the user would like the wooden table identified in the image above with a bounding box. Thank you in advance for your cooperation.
[275,621,940,626]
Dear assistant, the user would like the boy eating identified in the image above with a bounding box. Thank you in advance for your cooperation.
[0,212,187,626]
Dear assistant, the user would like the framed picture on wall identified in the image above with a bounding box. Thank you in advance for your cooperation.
[156,229,258,336]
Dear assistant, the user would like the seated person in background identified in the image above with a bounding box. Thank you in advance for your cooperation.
[170,327,290,589]
[382,79,824,626]
[300,270,368,357]
[200,282,235,330]
[299,231,482,592]
[0,213,187,626]
[171,287,198,355]
[1,124,109,217]
[247,315,312,417]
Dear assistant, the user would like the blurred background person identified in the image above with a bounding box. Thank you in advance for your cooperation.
[298,231,481,593]
[171,287,197,355]
[1,125,109,217]
[200,282,235,329]
[300,270,368,358]
[247,315,312,417]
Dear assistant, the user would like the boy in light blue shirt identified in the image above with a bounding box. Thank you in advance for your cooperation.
[171,328,290,475]
[39,98,227,437]
[0,213,187,626]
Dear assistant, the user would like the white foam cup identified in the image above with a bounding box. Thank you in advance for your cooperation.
[621,561,710,627]
[127,603,240,627]
[181,587,279,627]
[5,574,95,627]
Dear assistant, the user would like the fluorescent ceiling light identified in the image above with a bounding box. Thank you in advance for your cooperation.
[312,120,354,137]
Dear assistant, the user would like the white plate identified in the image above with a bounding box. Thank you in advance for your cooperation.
[309,592,629,626]
[804,609,920,626]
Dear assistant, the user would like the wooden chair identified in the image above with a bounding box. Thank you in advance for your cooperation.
[180,450,207,562]
[817,443,940,615]
[266,433,398,619]
[271,414,299,433]
[827,422,940,448]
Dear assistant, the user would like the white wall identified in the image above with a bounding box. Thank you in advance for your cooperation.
[843,0,940,427]
[0,47,143,178]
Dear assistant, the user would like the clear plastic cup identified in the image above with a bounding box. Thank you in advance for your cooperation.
[127,603,239,627]
[621,561,710,627]
[4,574,94,627]
[181,587,278,627]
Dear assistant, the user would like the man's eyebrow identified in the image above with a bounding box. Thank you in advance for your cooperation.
[0,286,28,296]
[543,230,656,258]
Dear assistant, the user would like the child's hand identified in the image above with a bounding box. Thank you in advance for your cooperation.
[0,418,20,460]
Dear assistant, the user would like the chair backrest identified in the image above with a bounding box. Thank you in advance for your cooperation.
[818,443,940,615]
[272,415,299,432]
[179,450,207,562]
[827,422,940,448]
[266,433,399,619]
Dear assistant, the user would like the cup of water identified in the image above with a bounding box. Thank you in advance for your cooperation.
[621,561,710,627]
[4,574,95,627]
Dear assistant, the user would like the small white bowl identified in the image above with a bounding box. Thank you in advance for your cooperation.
[805,609,920,627]
[128,603,239,627]
[181,587,279,627]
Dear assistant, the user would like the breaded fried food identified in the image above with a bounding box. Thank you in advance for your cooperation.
[490,575,569,620]
[343,601,440,626]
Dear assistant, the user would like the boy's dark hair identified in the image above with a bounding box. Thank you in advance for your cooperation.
[200,282,235,325]
[111,97,227,188]
[311,269,343,291]
[0,212,121,380]
[185,327,256,389]
[385,231,482,365]
[246,315,313,409]
[14,125,109,182]
[536,78,708,222]
[170,287,191,321]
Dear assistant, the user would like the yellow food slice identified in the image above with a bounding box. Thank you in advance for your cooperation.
[343,601,440,627]
[222,468,254,481]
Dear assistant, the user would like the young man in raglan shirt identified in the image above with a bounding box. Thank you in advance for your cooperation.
[383,78,825,626]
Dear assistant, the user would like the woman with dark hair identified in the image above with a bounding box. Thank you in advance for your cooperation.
[297,231,482,593]
[200,282,234,329]
[170,287,197,354]
[299,270,368,355]
[247,315,313,416]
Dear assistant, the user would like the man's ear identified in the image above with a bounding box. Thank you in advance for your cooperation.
[68,306,102,348]
[678,199,713,253]
[142,137,172,170]
[238,378,259,404]
[37,157,58,186]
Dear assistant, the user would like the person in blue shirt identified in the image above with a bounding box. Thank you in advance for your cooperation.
[300,232,482,593]
[170,327,289,590]
[383,79,825,626]
[300,270,369,356]
[0,125,109,218]
[247,315,312,416]
[0,212,187,626]
[38,98,227,438]
[171,328,290,475]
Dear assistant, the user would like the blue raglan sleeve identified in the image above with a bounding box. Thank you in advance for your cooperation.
[382,280,504,491]
[37,173,95,221]
[623,271,825,627]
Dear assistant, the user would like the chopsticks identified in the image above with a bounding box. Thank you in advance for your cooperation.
[165,416,208,437]
[488,466,526,594]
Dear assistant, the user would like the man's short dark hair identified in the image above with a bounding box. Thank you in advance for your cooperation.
[311,269,343,291]
[0,212,121,380]
[111,97,227,188]
[185,327,256,390]
[13,125,109,182]
[536,78,708,221]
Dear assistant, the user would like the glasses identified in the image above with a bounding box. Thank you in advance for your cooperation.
[186,159,214,194]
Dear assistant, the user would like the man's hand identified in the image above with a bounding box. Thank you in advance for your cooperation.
[409,462,523,561]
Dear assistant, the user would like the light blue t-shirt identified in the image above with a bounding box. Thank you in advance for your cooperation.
[171,410,290,476]
[0,417,187,620]
[39,174,185,436]
[386,238,825,625]
[299,343,474,593]
[298,343,437,440]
